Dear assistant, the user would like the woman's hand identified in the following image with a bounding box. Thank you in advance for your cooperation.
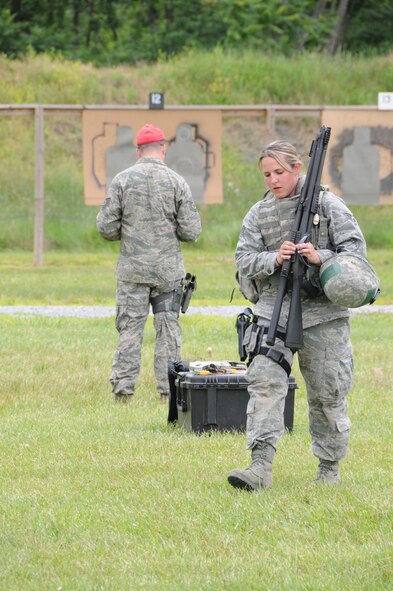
[296,241,322,265]
[276,240,296,266]
[276,240,321,266]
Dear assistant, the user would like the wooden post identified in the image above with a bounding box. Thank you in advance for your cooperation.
[266,106,276,135]
[34,105,44,266]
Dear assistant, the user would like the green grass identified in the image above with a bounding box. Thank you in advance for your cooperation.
[0,313,392,590]
[0,248,392,306]
[1,50,393,106]
[1,52,393,254]
[1,49,392,589]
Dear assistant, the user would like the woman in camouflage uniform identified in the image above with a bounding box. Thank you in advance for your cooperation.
[228,140,367,490]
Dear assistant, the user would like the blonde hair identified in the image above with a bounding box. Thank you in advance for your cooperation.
[258,140,302,172]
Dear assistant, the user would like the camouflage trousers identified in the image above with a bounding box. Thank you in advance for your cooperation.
[110,280,182,396]
[245,318,353,462]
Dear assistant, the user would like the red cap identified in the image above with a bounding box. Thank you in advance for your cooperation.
[136,124,166,146]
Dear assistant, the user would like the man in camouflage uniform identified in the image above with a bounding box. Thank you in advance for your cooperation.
[96,124,201,402]
[228,140,367,490]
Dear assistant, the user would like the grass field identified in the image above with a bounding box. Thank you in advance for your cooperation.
[1,309,392,590]
[1,52,393,255]
[1,48,392,590]
[0,248,392,306]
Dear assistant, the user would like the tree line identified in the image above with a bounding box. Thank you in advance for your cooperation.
[1,0,392,65]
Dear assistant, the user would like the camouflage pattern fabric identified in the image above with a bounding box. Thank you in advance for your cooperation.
[97,157,201,283]
[246,319,353,461]
[96,157,201,396]
[236,176,366,462]
[110,280,182,396]
[320,252,380,307]
[236,177,367,329]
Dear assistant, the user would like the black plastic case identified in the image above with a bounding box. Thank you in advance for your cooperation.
[174,371,297,433]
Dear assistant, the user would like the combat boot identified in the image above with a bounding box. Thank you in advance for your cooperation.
[314,459,340,484]
[227,442,275,491]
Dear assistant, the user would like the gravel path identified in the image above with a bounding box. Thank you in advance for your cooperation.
[0,304,392,318]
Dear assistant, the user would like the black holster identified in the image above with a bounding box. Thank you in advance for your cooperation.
[150,282,183,314]
[237,311,291,376]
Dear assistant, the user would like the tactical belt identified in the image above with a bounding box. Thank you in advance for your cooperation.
[257,346,291,377]
[251,316,292,377]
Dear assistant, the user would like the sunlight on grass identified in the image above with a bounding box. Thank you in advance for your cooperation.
[0,314,392,590]
[0,250,391,305]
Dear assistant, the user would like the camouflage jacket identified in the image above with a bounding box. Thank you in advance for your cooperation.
[96,157,202,284]
[235,176,367,329]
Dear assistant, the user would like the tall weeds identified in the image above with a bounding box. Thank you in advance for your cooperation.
[0,51,392,251]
